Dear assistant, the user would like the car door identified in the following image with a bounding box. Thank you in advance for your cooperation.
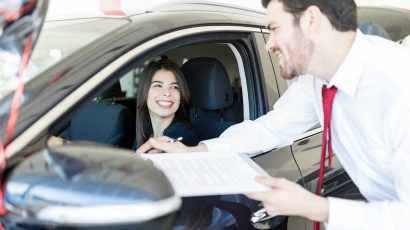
[249,32,303,183]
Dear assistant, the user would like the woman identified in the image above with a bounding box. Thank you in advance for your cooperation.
[134,58,198,151]
[135,58,213,228]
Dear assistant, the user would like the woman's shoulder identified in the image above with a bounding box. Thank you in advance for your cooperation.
[164,121,199,146]
[168,121,193,129]
[164,121,195,137]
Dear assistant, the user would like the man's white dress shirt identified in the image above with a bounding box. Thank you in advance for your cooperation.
[202,30,410,229]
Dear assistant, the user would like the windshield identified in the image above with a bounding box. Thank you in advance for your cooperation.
[0,17,129,99]
[0,17,129,144]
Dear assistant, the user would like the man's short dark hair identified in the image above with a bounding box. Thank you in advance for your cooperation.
[262,0,357,32]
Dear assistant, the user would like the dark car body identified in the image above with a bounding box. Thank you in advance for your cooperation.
[1,1,409,229]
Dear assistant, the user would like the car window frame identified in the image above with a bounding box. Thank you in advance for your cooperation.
[6,25,267,158]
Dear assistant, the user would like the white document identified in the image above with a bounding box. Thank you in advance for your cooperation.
[142,152,270,197]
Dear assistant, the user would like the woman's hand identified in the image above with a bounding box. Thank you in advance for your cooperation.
[136,136,191,154]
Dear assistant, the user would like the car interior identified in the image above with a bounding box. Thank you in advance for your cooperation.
[57,82,134,148]
[51,42,247,150]
[47,41,256,228]
[357,7,410,42]
[180,56,242,140]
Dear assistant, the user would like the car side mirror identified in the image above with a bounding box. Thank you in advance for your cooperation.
[3,144,181,230]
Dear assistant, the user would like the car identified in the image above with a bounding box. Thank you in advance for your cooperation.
[1,1,409,229]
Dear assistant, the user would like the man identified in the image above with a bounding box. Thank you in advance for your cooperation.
[137,0,410,228]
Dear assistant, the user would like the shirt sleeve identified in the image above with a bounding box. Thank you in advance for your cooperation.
[327,100,410,230]
[327,197,410,230]
[202,75,319,155]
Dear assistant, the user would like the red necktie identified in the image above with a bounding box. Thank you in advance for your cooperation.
[314,85,337,230]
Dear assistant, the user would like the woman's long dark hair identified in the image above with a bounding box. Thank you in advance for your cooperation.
[135,59,191,148]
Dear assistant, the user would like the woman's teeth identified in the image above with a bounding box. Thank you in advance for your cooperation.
[157,101,172,106]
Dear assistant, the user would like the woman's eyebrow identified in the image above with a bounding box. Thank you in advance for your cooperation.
[151,80,163,84]
[170,82,179,85]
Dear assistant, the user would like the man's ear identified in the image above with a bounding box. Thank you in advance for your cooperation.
[299,5,322,35]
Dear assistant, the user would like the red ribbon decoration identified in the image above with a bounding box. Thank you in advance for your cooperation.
[0,33,33,228]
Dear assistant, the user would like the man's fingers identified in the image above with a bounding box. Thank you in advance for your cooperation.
[246,177,286,201]
[246,191,271,201]
[255,176,283,187]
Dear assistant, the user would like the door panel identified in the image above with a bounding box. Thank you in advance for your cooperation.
[291,133,342,193]
[253,147,301,182]
[251,31,301,182]
[252,32,280,111]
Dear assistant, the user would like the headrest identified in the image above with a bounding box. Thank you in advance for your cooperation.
[181,57,233,110]
[99,82,124,100]
[358,20,391,39]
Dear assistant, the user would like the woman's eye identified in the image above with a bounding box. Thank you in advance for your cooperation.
[152,84,162,88]
[171,85,179,90]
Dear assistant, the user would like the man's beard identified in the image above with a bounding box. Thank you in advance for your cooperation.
[281,68,298,80]
[281,31,313,80]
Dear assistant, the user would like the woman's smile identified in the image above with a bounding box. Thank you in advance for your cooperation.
[156,99,175,109]
[147,69,181,120]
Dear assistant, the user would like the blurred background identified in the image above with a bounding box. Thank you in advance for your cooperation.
[46,0,410,20]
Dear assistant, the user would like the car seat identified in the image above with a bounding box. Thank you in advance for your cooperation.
[181,57,242,140]
[59,82,133,148]
[181,57,259,228]
[358,20,391,39]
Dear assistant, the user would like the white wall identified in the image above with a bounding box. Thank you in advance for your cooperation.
[356,0,410,8]
[46,0,410,20]
[46,0,265,20]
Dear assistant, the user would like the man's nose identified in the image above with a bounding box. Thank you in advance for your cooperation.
[265,34,275,51]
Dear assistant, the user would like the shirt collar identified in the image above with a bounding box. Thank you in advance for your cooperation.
[326,30,369,97]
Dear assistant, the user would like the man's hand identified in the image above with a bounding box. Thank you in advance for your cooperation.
[246,176,329,222]
[136,136,208,154]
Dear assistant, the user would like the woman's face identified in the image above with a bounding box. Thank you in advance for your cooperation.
[147,69,181,121]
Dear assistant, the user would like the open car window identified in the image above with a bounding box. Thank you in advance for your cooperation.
[48,40,249,149]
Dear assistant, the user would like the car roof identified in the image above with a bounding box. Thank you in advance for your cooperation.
[149,1,265,17]
[123,1,266,29]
